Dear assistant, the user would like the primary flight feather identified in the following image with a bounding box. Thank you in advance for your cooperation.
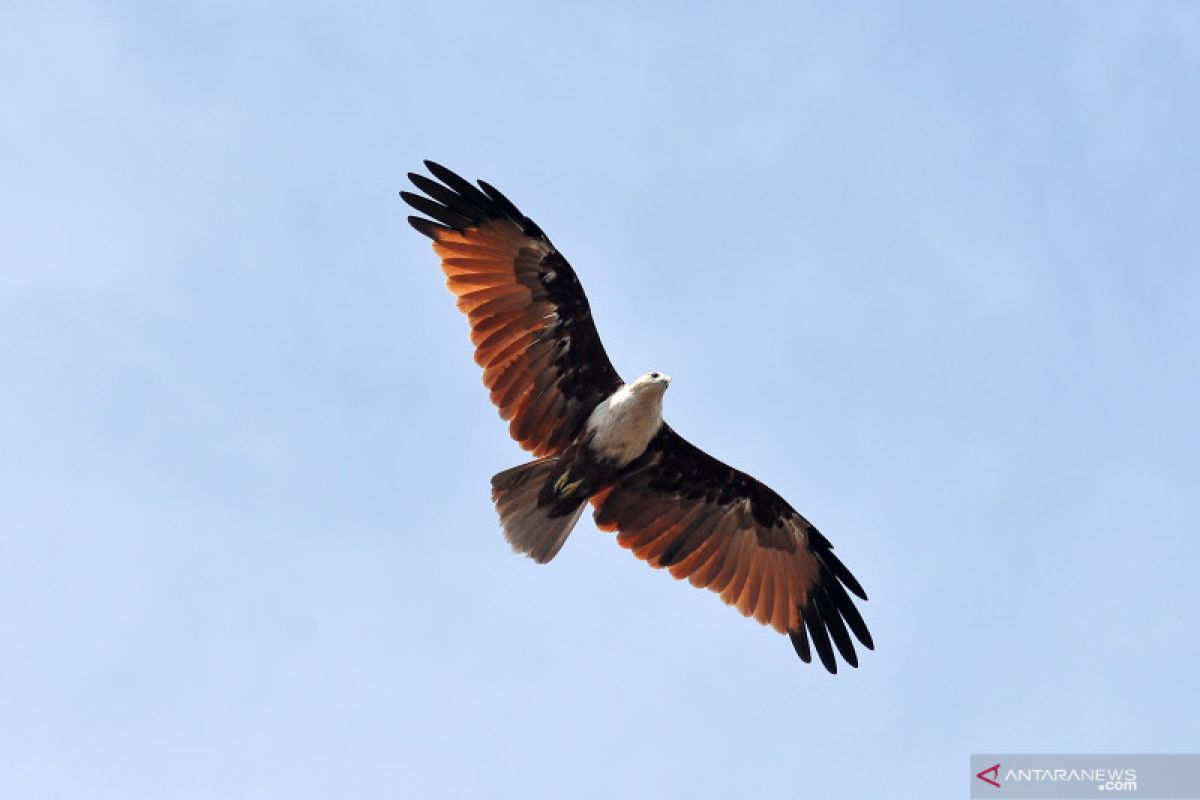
[402,161,873,672]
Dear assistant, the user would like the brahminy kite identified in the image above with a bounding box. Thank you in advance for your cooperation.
[402,161,873,672]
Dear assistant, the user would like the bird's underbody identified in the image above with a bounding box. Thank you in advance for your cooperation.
[492,372,670,564]
[403,161,874,673]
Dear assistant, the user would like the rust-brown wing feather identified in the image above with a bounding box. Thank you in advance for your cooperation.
[591,424,873,673]
[403,161,623,457]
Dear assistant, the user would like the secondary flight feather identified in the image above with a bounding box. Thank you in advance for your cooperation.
[402,161,873,672]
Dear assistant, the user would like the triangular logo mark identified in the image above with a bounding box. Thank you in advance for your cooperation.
[976,763,1001,788]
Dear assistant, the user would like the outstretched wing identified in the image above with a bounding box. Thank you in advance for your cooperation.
[590,425,873,673]
[403,161,623,457]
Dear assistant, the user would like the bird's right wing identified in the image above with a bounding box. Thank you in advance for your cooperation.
[403,161,624,457]
[590,424,873,673]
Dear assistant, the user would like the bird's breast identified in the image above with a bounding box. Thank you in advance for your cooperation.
[584,388,664,468]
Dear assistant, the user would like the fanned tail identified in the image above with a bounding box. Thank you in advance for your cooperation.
[491,458,586,564]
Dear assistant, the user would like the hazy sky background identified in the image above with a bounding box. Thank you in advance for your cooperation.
[3,2,1198,798]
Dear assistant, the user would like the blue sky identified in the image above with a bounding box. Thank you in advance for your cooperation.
[2,2,1198,797]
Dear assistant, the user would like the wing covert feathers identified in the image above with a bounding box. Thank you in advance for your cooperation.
[403,161,622,457]
[591,425,873,673]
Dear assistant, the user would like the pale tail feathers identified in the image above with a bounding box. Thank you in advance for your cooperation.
[491,458,586,564]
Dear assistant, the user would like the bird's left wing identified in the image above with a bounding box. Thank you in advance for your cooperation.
[590,424,873,673]
[403,161,623,457]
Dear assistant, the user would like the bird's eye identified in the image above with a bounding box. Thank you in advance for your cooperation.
[650,372,660,379]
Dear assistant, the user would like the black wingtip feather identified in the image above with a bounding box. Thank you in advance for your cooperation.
[400,191,474,229]
[476,179,523,219]
[423,160,497,210]
[824,576,874,650]
[407,215,450,239]
[789,629,812,663]
[815,589,859,668]
[823,547,868,601]
[408,173,489,220]
[477,179,544,238]
[803,603,838,674]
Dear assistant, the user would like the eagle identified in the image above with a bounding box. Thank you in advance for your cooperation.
[402,161,873,672]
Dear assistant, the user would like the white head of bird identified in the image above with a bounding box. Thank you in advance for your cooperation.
[630,371,671,394]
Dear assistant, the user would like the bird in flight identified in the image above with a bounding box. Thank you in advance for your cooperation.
[402,162,873,672]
